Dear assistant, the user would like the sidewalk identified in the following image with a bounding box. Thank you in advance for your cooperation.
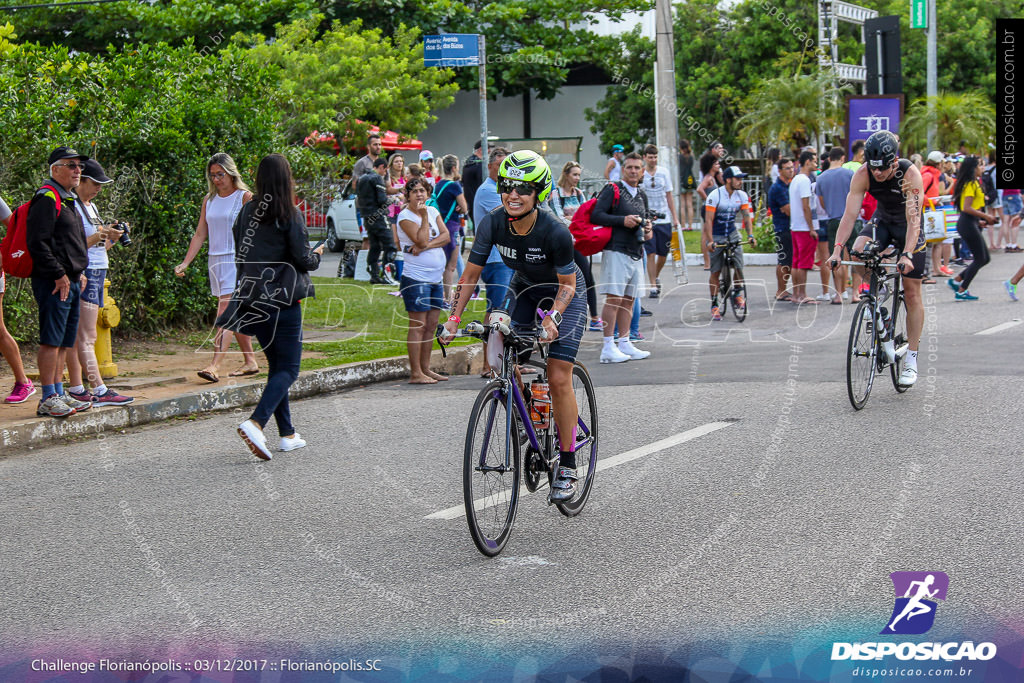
[0,336,482,453]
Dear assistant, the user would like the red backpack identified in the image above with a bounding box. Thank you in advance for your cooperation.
[1,184,62,278]
[568,182,620,257]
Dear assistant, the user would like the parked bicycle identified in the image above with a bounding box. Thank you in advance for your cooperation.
[840,242,911,410]
[440,311,599,557]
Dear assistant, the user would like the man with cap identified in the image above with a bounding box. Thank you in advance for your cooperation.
[702,165,755,320]
[604,145,625,182]
[26,146,93,417]
[356,156,393,283]
[462,140,486,213]
[65,158,134,406]
[418,149,437,187]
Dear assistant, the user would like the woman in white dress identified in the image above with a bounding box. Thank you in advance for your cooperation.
[174,153,259,382]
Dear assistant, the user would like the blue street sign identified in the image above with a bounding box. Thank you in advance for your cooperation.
[424,34,479,67]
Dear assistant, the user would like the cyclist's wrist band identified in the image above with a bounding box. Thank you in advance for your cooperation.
[448,315,461,323]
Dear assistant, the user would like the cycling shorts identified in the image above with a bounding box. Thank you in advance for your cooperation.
[857,220,926,280]
[505,266,587,364]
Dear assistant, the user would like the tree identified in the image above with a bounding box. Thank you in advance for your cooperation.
[735,68,850,152]
[229,15,458,144]
[900,93,995,153]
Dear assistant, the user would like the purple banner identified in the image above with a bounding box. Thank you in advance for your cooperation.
[847,96,904,156]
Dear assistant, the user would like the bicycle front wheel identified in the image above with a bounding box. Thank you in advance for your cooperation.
[731,266,747,322]
[556,363,599,517]
[847,299,877,410]
[889,292,910,393]
[463,380,522,556]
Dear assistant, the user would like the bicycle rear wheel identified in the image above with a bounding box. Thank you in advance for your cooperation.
[847,299,877,410]
[731,265,747,322]
[889,292,910,393]
[556,363,599,517]
[463,380,522,556]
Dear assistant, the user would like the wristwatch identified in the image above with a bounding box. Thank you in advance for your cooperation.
[547,310,563,327]
[901,252,912,260]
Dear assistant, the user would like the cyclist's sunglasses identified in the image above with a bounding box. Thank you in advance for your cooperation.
[497,179,537,196]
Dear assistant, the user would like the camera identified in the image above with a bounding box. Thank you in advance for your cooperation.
[636,210,665,241]
[114,222,132,247]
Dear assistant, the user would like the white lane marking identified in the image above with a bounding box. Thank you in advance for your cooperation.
[975,319,1023,336]
[424,420,737,521]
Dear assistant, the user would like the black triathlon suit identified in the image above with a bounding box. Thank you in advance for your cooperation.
[468,207,587,363]
[858,158,926,279]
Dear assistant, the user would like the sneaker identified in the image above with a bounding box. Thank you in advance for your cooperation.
[92,389,135,406]
[549,466,579,502]
[37,394,76,418]
[955,290,979,301]
[629,332,646,342]
[617,341,650,360]
[67,389,97,404]
[733,294,746,310]
[946,278,960,294]
[1006,280,1019,302]
[649,289,659,299]
[238,419,273,460]
[382,264,399,285]
[4,382,36,404]
[61,393,92,412]
[639,307,653,317]
[815,293,831,301]
[939,266,954,276]
[711,306,722,321]
[600,345,631,364]
[280,433,307,452]
[898,366,918,387]
[588,318,604,332]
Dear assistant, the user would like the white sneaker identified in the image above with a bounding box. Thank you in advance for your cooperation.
[617,341,651,360]
[238,419,273,460]
[815,294,831,301]
[898,366,918,387]
[600,345,631,364]
[280,433,307,452]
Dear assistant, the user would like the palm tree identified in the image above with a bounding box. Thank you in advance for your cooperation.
[735,70,849,152]
[901,92,995,153]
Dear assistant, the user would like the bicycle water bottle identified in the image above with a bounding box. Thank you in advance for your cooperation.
[530,382,551,429]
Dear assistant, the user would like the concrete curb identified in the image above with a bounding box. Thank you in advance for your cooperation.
[0,345,482,452]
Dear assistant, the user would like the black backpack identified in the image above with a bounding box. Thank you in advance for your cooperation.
[981,166,998,204]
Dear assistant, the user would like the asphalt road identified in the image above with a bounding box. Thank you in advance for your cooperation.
[1,255,1022,681]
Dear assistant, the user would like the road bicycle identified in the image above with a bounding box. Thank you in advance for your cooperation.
[840,242,910,410]
[711,238,753,321]
[441,311,599,557]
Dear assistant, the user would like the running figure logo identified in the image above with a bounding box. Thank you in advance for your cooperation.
[881,571,949,635]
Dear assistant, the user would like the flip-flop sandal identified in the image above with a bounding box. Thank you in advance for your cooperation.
[229,367,260,377]
[197,370,219,383]
[830,298,843,305]
[775,293,793,302]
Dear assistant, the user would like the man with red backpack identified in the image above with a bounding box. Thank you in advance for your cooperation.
[26,147,93,417]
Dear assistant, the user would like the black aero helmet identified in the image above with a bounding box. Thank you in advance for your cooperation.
[864,130,899,169]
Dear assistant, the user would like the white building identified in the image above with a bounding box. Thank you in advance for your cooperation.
[416,10,655,183]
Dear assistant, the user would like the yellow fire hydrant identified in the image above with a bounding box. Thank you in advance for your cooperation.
[96,278,121,378]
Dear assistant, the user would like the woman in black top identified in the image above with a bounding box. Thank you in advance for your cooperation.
[228,154,323,460]
[440,150,587,503]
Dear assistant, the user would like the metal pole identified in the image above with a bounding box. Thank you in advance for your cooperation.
[926,0,937,149]
[478,34,488,159]
[654,0,679,206]
[875,30,884,94]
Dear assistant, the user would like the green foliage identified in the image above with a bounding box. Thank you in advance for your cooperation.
[900,93,995,153]
[0,39,280,339]
[230,15,457,146]
[736,69,851,152]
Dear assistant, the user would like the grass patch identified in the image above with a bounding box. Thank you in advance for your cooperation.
[298,277,485,370]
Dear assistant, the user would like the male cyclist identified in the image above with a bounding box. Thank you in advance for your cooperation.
[702,165,755,320]
[441,151,588,502]
[828,130,925,387]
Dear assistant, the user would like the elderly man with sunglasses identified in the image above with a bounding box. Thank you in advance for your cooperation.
[26,146,93,417]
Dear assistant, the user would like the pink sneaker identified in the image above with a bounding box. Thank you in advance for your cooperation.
[5,382,36,404]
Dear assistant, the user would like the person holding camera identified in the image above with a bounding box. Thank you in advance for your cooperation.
[174,153,259,382]
[593,152,652,364]
[65,159,134,406]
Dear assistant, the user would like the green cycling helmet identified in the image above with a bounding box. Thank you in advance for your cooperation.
[498,150,552,202]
